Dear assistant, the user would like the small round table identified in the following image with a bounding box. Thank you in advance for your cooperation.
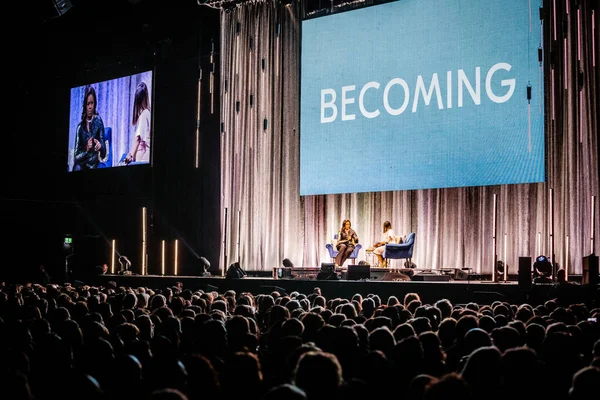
[365,248,379,267]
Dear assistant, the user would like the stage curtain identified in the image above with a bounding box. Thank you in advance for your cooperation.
[220,1,598,275]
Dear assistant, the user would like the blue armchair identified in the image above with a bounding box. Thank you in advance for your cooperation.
[383,232,416,267]
[326,233,362,266]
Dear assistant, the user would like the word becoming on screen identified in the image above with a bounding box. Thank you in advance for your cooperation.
[320,62,516,123]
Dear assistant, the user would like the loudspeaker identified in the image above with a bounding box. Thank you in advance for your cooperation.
[518,257,532,290]
[317,263,338,280]
[226,262,246,279]
[320,263,335,272]
[582,255,599,285]
[347,265,370,280]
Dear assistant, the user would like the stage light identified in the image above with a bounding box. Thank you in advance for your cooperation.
[495,260,508,281]
[533,255,553,283]
[119,256,132,275]
[226,262,246,278]
[200,257,211,276]
[282,258,294,268]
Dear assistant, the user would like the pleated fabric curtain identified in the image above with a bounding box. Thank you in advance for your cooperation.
[220,0,598,274]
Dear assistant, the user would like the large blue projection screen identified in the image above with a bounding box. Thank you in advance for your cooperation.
[300,0,544,195]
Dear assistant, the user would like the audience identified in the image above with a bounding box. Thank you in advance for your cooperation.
[0,282,598,400]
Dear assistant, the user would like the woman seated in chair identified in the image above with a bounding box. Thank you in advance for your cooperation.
[372,220,398,267]
[336,219,359,267]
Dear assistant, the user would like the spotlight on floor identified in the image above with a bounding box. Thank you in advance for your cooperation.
[200,257,211,276]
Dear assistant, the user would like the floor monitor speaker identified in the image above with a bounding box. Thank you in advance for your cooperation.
[582,255,599,285]
[518,257,532,290]
[347,265,370,280]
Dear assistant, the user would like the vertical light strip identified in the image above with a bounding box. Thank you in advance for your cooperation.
[504,233,508,281]
[538,232,542,256]
[577,8,581,61]
[592,196,596,254]
[142,207,147,275]
[593,11,596,66]
[565,235,569,280]
[210,39,214,115]
[174,239,179,276]
[111,239,116,274]
[564,0,569,89]
[492,194,497,282]
[276,23,280,76]
[564,38,568,89]
[540,20,543,114]
[580,90,584,143]
[576,0,583,145]
[549,189,554,264]
[161,240,166,276]
[195,73,202,169]
[553,0,557,40]
[551,69,556,120]
[238,209,242,263]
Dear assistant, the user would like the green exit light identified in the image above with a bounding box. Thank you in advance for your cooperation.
[64,237,73,244]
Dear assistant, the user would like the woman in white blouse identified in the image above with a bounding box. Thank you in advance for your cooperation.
[125,81,151,164]
[373,220,395,267]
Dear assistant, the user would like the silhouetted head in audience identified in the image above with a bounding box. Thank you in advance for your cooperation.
[464,328,492,355]
[410,316,433,335]
[461,346,502,400]
[437,317,457,349]
[525,323,546,354]
[404,292,421,307]
[263,384,307,400]
[424,372,471,400]
[148,388,188,400]
[293,351,343,400]
[407,299,422,314]
[369,326,395,356]
[455,315,479,345]
[491,326,522,353]
[500,346,546,398]
[569,366,600,400]
[434,299,453,320]
[361,297,376,319]
[222,351,263,400]
[477,315,496,334]
[391,335,425,388]
[407,374,437,400]
[394,322,416,343]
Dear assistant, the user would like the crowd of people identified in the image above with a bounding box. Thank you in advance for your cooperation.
[0,280,598,400]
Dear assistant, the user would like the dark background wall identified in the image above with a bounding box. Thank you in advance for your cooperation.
[2,0,221,282]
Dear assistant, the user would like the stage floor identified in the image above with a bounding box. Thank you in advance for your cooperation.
[87,270,593,306]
